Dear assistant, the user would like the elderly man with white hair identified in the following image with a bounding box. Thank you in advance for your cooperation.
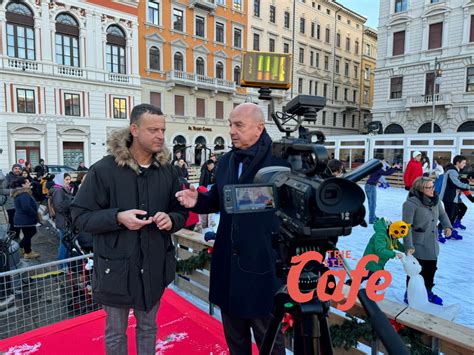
[176,103,288,354]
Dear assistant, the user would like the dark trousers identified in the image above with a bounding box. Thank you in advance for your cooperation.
[18,226,37,253]
[443,200,457,225]
[103,301,160,355]
[457,202,467,221]
[406,258,438,291]
[7,209,20,240]
[221,311,286,355]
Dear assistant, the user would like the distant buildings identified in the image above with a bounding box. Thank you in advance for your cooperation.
[372,0,474,134]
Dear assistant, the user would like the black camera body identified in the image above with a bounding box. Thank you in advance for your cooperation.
[225,95,380,247]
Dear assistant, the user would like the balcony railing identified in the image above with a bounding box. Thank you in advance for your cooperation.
[56,65,84,77]
[107,73,130,83]
[406,93,451,108]
[167,70,236,92]
[189,0,216,11]
[7,58,38,71]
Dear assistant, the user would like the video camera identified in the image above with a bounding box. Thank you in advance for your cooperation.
[224,94,382,247]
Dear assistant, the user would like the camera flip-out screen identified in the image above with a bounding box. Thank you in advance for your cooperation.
[223,184,276,214]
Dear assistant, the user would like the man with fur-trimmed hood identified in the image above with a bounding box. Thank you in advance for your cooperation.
[71,104,187,354]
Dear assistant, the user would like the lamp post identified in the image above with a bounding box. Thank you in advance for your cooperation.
[431,57,443,134]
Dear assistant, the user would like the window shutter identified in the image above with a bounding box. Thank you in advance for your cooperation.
[196,98,205,117]
[393,31,405,56]
[428,23,443,49]
[216,100,224,119]
[470,15,474,42]
[175,95,184,116]
[150,92,161,108]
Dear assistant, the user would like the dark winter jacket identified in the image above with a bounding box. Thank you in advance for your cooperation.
[363,218,405,272]
[366,167,397,185]
[439,164,470,203]
[51,186,74,230]
[192,130,289,318]
[199,167,215,187]
[71,128,188,311]
[13,187,38,227]
[34,164,48,177]
[404,159,423,189]
[1,172,21,210]
[402,189,451,260]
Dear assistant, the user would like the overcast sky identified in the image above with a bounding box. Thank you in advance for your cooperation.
[336,0,380,29]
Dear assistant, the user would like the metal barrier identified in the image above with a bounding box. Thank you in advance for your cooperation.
[0,254,100,339]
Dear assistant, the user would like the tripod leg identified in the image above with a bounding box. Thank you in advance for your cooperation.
[260,313,285,355]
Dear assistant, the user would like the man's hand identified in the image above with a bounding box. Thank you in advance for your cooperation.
[175,185,198,208]
[152,212,173,231]
[117,209,152,230]
[406,248,415,256]
[444,228,452,238]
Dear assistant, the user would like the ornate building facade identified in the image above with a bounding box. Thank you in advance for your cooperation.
[0,0,140,169]
[372,0,474,134]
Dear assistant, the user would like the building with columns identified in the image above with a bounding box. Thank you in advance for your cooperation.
[372,0,474,134]
[360,26,377,128]
[138,0,248,166]
[0,0,140,170]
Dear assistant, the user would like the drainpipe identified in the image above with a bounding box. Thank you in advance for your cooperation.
[331,7,341,105]
[291,0,296,98]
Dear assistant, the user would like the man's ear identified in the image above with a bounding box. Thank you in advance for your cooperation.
[130,123,138,137]
[257,121,265,135]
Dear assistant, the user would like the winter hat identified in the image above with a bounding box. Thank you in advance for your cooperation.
[12,163,22,170]
[412,151,422,159]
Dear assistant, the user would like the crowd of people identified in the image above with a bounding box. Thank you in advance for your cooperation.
[0,101,472,354]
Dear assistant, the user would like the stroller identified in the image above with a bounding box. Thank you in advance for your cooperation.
[60,214,97,315]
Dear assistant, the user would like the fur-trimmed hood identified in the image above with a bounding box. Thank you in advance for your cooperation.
[107,127,171,173]
[12,186,32,198]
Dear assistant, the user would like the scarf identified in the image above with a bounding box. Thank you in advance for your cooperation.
[231,129,272,183]
[410,189,439,207]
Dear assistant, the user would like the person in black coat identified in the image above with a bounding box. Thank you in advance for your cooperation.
[71,104,187,354]
[199,159,215,187]
[34,159,48,177]
[176,103,288,354]
[12,177,39,259]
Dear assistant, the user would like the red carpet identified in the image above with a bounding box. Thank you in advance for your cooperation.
[0,289,257,354]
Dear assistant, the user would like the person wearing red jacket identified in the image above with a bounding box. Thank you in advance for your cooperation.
[404,151,423,190]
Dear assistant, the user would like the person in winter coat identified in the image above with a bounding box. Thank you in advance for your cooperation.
[51,173,74,265]
[12,177,39,259]
[77,162,88,171]
[1,164,23,240]
[363,219,409,277]
[438,155,471,240]
[34,159,48,178]
[402,176,452,305]
[365,159,402,224]
[404,151,423,190]
[71,104,187,355]
[199,159,215,187]
[176,103,288,354]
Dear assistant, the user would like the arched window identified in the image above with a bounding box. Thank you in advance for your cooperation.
[418,122,441,133]
[216,61,224,79]
[106,25,126,73]
[6,1,35,60]
[149,46,160,70]
[196,57,205,76]
[384,123,404,134]
[174,52,184,71]
[55,13,80,67]
[194,136,207,166]
[233,66,241,85]
[173,135,186,154]
[457,121,474,132]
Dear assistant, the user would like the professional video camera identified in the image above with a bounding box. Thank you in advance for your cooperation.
[226,51,409,354]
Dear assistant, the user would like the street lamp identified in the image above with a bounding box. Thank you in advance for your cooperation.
[431,57,443,134]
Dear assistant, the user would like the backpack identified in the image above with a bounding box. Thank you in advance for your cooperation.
[434,174,444,195]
